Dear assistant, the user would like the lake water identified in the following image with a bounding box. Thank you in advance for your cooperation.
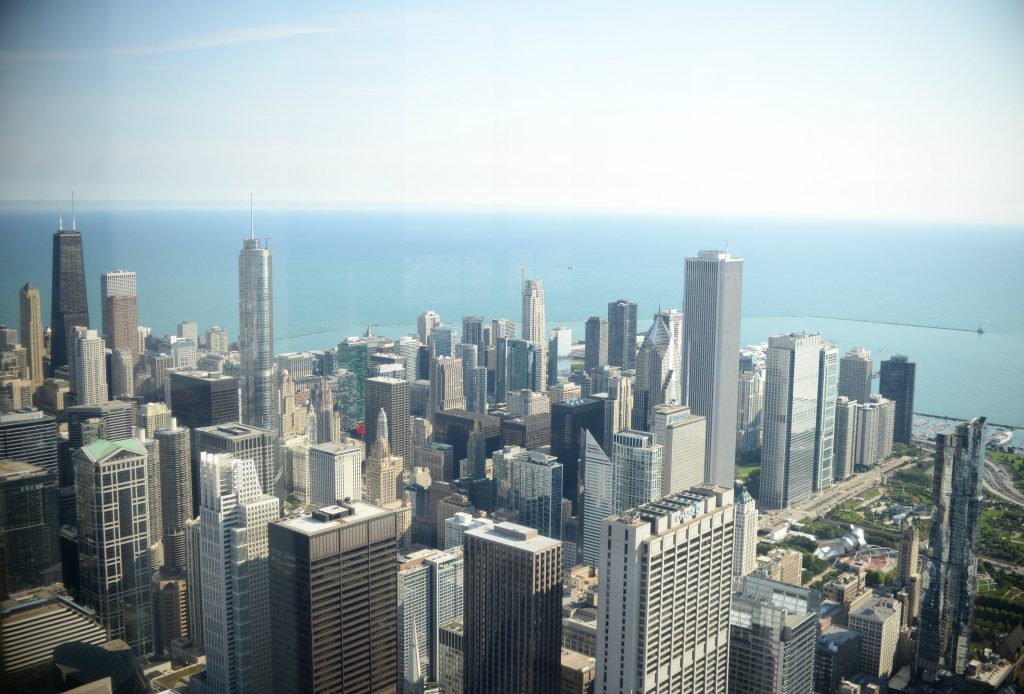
[1,209,1021,427]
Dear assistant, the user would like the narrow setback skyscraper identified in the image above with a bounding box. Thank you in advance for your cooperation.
[879,354,916,444]
[50,218,89,373]
[239,226,278,435]
[682,250,742,488]
[522,278,546,348]
[18,283,45,387]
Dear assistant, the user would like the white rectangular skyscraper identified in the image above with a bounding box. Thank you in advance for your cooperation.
[682,250,742,488]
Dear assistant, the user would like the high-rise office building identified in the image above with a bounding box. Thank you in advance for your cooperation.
[548,326,572,385]
[597,487,734,694]
[682,250,743,489]
[365,376,411,467]
[418,310,442,344]
[50,220,89,373]
[464,522,563,694]
[494,337,544,400]
[898,524,919,587]
[462,315,485,352]
[849,597,901,679]
[603,374,632,451]
[853,395,895,469]
[612,429,663,514]
[18,283,45,387]
[269,503,398,693]
[833,396,858,481]
[760,333,821,509]
[814,340,838,491]
[651,404,705,495]
[491,317,516,343]
[0,460,60,596]
[584,316,608,371]
[206,325,230,355]
[365,426,403,506]
[0,409,58,476]
[168,370,240,431]
[101,270,139,366]
[631,315,680,432]
[838,347,872,405]
[73,329,107,406]
[551,396,605,512]
[396,547,465,691]
[74,438,153,655]
[238,232,277,435]
[917,417,986,679]
[728,574,820,694]
[606,299,637,371]
[429,325,457,359]
[880,354,916,445]
[190,452,279,694]
[194,423,276,509]
[522,278,546,349]
[155,419,191,572]
[733,481,757,576]
[67,400,134,450]
[430,355,466,419]
[736,365,765,454]
[580,430,613,568]
[308,441,362,507]
[505,448,563,539]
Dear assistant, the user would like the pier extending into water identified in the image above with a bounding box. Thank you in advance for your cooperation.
[808,315,981,334]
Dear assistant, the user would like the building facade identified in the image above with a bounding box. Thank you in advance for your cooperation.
[879,354,916,444]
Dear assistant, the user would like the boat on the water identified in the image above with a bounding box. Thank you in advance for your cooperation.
[988,429,1014,446]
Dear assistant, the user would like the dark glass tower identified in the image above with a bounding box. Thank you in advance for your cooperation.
[50,224,89,372]
[607,299,637,371]
[879,354,916,444]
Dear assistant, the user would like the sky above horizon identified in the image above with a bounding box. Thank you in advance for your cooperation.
[1,1,1023,223]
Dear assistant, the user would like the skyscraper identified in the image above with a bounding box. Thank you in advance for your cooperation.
[0,460,61,596]
[728,574,820,694]
[74,438,153,656]
[269,503,398,693]
[365,425,403,506]
[682,250,743,488]
[0,408,58,476]
[597,487,734,694]
[193,423,276,511]
[505,448,563,539]
[155,419,191,573]
[853,395,895,469]
[110,348,133,398]
[898,524,919,587]
[365,376,411,466]
[651,404,706,495]
[522,278,546,348]
[461,315,485,352]
[72,329,108,406]
[733,481,757,576]
[917,417,986,680]
[464,522,563,694]
[814,340,839,491]
[190,452,279,694]
[50,220,89,373]
[308,441,362,506]
[550,396,605,511]
[760,333,821,509]
[18,283,45,387]
[548,326,572,385]
[101,270,139,366]
[606,299,637,371]
[429,325,457,358]
[584,316,608,371]
[838,347,873,405]
[631,315,680,432]
[611,429,663,514]
[238,231,277,435]
[430,355,466,418]
[833,396,858,481]
[879,354,916,444]
[418,310,442,344]
[580,430,613,569]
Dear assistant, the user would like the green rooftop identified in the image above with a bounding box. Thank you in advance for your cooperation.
[79,438,146,461]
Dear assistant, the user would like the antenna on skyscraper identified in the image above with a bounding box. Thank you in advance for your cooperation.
[520,265,525,290]
[71,190,76,231]
[250,193,254,240]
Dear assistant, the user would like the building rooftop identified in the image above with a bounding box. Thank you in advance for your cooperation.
[77,437,146,461]
[276,501,391,535]
[0,408,48,423]
[199,422,271,438]
[0,459,49,479]
[465,520,561,552]
[561,648,595,673]
[610,486,732,532]
[849,597,900,623]
[818,625,860,650]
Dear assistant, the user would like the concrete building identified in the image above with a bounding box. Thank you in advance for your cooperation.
[438,619,464,694]
[443,512,493,550]
[879,355,916,445]
[238,233,278,436]
[309,441,362,507]
[917,418,987,679]
[418,310,442,345]
[190,452,279,694]
[110,348,134,398]
[269,503,398,693]
[101,270,139,365]
[736,365,765,454]
[193,423,276,510]
[727,574,820,694]
[561,648,597,694]
[833,396,859,481]
[651,404,706,495]
[611,429,663,514]
[760,333,821,509]
[430,356,466,418]
[815,626,861,694]
[205,325,230,355]
[464,522,563,694]
[682,251,743,489]
[18,283,45,387]
[0,408,58,476]
[853,396,895,469]
[73,438,153,656]
[597,487,734,694]
[898,525,919,587]
[365,376,411,468]
[522,278,546,350]
[606,299,637,371]
[155,419,191,572]
[73,329,107,406]
[507,388,550,417]
[755,547,804,586]
[849,597,902,679]
[581,430,614,568]
[839,348,873,406]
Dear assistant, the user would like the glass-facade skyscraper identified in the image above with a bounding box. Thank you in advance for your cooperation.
[239,234,278,435]
[50,223,89,373]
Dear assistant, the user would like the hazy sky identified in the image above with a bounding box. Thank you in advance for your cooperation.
[2,1,1022,223]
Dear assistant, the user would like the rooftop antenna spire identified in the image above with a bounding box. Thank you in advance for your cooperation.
[71,190,76,231]
[57,198,62,231]
[250,193,254,240]
[520,265,525,291]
